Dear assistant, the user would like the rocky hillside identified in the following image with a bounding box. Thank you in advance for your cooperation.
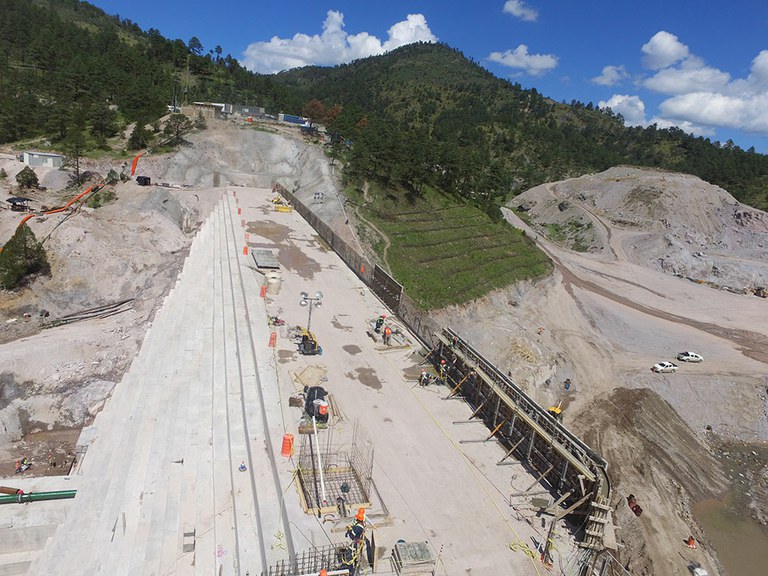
[513,166,768,295]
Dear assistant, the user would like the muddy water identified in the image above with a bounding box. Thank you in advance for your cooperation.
[693,495,768,576]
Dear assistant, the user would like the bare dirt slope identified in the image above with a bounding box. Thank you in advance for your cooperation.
[1,124,767,574]
[433,166,768,575]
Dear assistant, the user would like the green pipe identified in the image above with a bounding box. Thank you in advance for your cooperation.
[0,490,76,505]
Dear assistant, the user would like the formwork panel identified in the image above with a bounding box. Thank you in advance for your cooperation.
[426,329,610,524]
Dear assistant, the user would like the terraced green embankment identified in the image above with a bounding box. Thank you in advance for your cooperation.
[360,189,552,309]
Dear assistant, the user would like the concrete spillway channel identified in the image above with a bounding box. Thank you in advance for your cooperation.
[27,191,295,576]
[426,328,614,553]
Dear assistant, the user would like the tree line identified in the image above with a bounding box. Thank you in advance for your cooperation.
[1,2,766,212]
[278,43,768,212]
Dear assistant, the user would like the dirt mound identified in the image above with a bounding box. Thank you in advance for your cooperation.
[576,388,728,576]
[514,166,768,293]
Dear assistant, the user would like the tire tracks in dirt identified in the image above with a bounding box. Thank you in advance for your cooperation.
[547,248,768,364]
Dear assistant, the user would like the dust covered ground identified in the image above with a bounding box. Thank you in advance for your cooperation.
[1,123,767,575]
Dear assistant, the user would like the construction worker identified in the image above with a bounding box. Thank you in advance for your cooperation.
[439,359,446,381]
[346,508,367,543]
[383,325,392,346]
[419,369,430,386]
[374,315,385,333]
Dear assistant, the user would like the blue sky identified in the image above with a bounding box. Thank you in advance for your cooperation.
[89,0,768,153]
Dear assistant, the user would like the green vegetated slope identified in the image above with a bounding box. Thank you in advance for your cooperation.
[351,185,551,309]
[277,42,768,212]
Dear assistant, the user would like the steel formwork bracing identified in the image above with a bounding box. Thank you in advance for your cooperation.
[428,328,611,548]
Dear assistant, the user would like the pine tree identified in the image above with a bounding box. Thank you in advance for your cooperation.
[15,166,38,189]
[0,224,51,290]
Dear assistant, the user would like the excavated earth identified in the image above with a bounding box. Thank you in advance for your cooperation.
[1,121,767,575]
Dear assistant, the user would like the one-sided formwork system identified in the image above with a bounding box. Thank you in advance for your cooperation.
[427,328,613,556]
[295,423,374,517]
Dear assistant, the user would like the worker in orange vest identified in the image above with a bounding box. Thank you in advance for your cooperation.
[383,325,392,346]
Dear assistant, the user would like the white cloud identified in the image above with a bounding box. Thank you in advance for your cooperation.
[503,0,539,22]
[643,56,731,95]
[488,44,558,76]
[240,10,437,74]
[641,31,689,70]
[591,65,628,86]
[730,49,768,94]
[630,33,768,138]
[598,94,646,126]
[749,50,768,85]
[382,14,435,50]
[659,92,768,133]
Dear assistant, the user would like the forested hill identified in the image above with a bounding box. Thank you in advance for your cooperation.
[276,42,768,211]
[0,0,293,144]
[1,2,766,211]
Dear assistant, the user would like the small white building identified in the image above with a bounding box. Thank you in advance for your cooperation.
[23,151,64,168]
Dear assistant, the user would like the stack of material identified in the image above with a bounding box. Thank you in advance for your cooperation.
[391,541,435,575]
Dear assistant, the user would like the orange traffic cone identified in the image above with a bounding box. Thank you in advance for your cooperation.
[686,535,697,549]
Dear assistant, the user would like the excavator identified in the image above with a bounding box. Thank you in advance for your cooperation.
[0,149,149,253]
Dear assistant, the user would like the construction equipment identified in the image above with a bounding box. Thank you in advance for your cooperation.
[298,328,322,355]
[272,195,293,212]
[304,386,329,424]
[547,400,564,422]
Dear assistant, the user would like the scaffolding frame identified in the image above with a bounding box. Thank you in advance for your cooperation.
[296,421,374,516]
